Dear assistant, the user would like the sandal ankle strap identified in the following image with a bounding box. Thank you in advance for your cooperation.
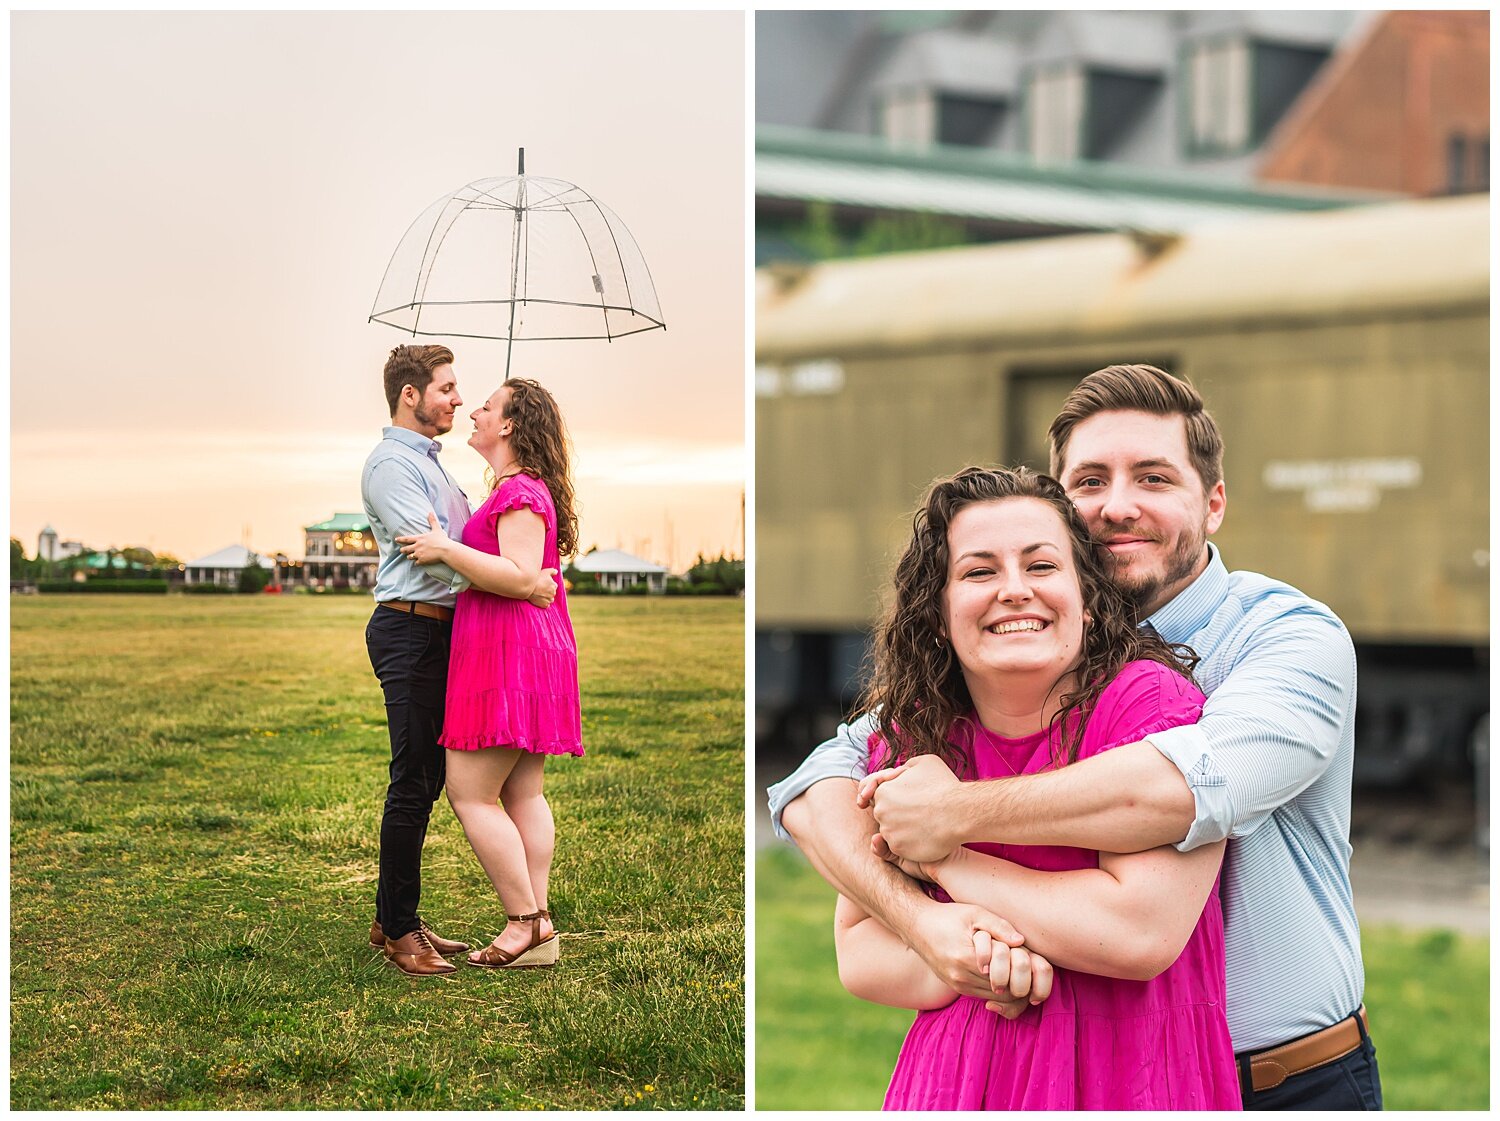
[506,910,547,923]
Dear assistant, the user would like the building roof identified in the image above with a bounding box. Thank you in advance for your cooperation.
[870,29,1019,98]
[77,552,148,570]
[757,125,1380,238]
[1031,10,1173,73]
[186,544,276,569]
[305,513,371,532]
[571,549,669,575]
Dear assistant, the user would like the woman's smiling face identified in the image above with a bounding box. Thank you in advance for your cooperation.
[467,386,513,453]
[942,496,1089,691]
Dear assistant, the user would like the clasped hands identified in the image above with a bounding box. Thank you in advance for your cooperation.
[857,755,1053,1018]
[395,512,558,608]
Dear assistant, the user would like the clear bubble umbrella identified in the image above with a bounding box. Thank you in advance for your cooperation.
[369,149,665,373]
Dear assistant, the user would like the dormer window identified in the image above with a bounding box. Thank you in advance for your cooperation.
[879,86,1009,148]
[1184,36,1330,157]
[1026,64,1161,162]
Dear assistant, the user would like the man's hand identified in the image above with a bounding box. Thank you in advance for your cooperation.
[859,755,966,862]
[395,512,451,566]
[907,902,1025,1002]
[527,568,559,608]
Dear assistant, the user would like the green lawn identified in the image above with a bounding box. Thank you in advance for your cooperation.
[11,595,744,1110]
[755,845,1489,1111]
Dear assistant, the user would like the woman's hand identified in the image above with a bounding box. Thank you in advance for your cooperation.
[872,829,964,886]
[527,569,559,608]
[395,512,451,566]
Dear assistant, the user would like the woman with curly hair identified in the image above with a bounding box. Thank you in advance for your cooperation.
[397,377,581,970]
[835,466,1238,1109]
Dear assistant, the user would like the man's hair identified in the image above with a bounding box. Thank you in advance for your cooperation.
[1048,364,1224,492]
[383,344,455,416]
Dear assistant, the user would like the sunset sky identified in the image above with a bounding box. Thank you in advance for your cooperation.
[12,11,745,572]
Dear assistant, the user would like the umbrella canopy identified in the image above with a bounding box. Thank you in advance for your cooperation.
[370,150,665,363]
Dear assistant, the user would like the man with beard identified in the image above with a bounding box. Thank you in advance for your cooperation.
[361,344,554,977]
[767,365,1380,1109]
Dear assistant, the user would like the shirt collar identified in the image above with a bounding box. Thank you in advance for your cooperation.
[1142,543,1227,644]
[383,425,442,457]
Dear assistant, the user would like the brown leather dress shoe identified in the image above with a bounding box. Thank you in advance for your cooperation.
[383,929,458,977]
[370,920,470,956]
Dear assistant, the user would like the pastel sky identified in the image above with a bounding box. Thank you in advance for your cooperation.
[12,11,745,572]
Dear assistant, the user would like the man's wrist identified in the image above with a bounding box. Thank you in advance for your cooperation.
[894,894,941,953]
[943,780,983,849]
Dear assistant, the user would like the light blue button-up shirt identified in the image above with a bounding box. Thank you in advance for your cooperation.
[361,426,472,606]
[766,544,1364,1052]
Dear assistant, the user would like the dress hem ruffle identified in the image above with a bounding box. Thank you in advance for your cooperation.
[440,733,584,756]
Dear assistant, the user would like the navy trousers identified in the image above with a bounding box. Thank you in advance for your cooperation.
[365,607,451,942]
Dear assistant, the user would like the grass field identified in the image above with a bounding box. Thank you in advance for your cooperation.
[755,845,1489,1111]
[11,595,744,1110]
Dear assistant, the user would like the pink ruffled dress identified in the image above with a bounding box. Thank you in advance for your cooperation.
[439,473,583,756]
[878,660,1239,1110]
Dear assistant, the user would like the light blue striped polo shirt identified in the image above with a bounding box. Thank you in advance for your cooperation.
[766,544,1364,1052]
[361,426,472,606]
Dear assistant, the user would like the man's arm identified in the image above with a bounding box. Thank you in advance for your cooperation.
[1147,608,1355,849]
[766,713,876,842]
[866,606,1355,858]
[772,724,1050,1009]
[863,747,1195,860]
[397,509,550,599]
[365,459,467,592]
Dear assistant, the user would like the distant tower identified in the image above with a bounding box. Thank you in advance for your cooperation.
[37,525,58,562]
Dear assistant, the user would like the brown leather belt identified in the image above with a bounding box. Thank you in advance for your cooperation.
[378,599,454,623]
[1242,1006,1368,1092]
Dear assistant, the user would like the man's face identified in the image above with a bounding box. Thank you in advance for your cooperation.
[1057,409,1225,616]
[410,363,462,437]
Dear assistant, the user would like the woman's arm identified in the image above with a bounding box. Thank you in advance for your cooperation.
[396,509,555,602]
[914,840,1225,981]
[834,894,961,1011]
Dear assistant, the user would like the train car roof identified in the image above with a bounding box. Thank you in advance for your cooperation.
[756,194,1489,358]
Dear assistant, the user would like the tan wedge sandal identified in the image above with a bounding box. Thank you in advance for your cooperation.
[466,910,559,969]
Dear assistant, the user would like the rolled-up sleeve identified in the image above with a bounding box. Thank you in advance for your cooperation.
[1147,607,1355,852]
[365,458,468,593]
[765,711,878,844]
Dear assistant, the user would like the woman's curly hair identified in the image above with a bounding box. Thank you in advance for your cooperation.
[494,377,579,558]
[861,466,1198,774]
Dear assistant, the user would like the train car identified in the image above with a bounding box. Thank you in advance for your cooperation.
[756,194,1488,799]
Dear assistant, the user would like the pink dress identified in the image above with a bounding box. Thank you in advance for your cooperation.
[439,474,583,756]
[879,660,1239,1110]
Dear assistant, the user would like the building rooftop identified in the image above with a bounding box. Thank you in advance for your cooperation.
[186,544,275,569]
[305,513,371,532]
[571,549,669,575]
[758,125,1382,238]
[76,552,148,570]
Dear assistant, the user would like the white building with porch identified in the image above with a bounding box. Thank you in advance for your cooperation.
[184,545,276,588]
[571,549,670,593]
